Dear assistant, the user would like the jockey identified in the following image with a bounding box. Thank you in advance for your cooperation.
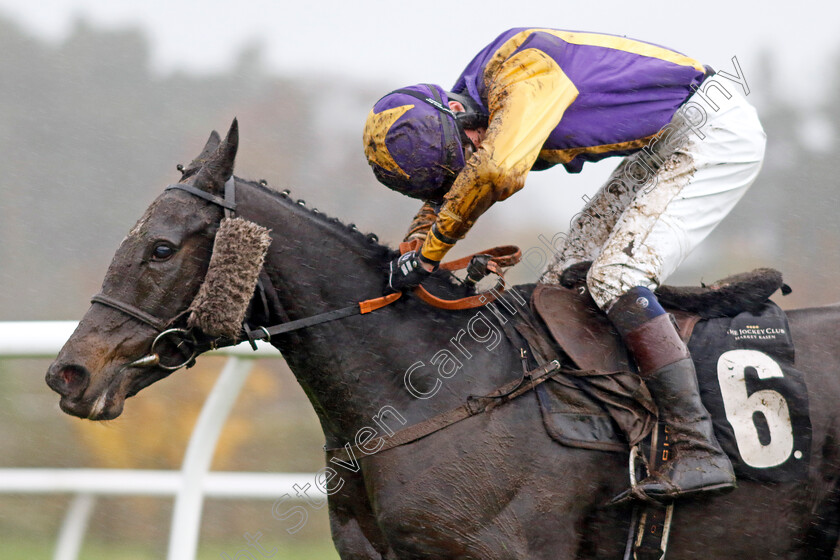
[362,28,765,503]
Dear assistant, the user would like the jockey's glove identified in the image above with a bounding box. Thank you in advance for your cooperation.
[387,251,434,292]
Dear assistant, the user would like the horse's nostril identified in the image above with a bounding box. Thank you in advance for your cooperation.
[47,364,90,397]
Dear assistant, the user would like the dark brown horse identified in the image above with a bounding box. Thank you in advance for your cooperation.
[46,122,840,559]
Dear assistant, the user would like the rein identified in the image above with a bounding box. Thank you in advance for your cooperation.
[241,292,402,343]
[235,239,521,341]
[92,177,521,370]
[398,239,521,311]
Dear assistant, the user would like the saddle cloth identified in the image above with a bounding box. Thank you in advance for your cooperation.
[523,269,810,483]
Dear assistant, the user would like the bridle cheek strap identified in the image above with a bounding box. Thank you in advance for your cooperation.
[89,177,240,366]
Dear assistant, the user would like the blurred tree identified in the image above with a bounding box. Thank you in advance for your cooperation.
[674,47,840,308]
[0,16,314,320]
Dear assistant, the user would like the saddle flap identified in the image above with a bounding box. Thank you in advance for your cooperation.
[532,284,631,373]
[532,284,701,375]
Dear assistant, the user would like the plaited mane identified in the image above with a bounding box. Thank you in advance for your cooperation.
[186,179,473,339]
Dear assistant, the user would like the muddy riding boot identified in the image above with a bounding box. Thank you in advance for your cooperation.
[608,287,736,504]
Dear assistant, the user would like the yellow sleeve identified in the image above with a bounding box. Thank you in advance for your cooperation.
[420,47,579,264]
[403,201,438,242]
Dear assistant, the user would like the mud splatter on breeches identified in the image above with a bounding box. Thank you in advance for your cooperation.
[540,81,766,310]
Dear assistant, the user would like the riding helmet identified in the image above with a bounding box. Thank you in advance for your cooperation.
[363,83,470,202]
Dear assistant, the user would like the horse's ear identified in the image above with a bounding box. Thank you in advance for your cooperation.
[194,119,239,195]
[187,131,221,169]
[180,131,221,177]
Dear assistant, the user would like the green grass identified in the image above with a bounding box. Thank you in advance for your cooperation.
[0,538,340,560]
[202,540,340,560]
[1,540,158,560]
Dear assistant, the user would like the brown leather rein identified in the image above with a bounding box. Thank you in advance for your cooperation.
[90,178,522,370]
[398,238,521,311]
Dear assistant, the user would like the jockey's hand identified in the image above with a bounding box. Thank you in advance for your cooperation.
[387,251,435,292]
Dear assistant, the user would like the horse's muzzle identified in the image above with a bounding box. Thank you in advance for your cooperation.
[46,361,125,420]
[45,362,121,419]
[45,363,90,399]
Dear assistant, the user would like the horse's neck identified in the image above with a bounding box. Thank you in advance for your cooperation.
[237,182,520,444]
[243,187,387,315]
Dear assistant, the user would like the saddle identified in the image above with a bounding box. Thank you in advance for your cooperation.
[508,268,799,560]
[518,267,789,452]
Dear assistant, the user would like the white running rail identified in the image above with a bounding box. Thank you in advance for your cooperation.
[0,321,314,560]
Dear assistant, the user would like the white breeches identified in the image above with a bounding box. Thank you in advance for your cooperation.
[541,76,766,310]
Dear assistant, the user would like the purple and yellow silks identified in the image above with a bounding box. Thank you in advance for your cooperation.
[419,28,706,263]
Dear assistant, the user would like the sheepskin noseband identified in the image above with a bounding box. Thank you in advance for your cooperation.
[188,217,272,339]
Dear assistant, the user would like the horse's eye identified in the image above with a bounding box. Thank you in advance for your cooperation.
[151,243,176,261]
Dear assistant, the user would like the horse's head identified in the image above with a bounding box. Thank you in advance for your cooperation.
[45,121,251,420]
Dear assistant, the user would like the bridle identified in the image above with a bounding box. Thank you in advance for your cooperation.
[90,176,401,372]
[91,177,239,371]
[92,176,519,373]
[89,291,200,371]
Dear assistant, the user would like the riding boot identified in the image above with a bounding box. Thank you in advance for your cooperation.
[607,287,736,503]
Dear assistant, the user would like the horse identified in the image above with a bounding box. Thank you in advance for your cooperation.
[46,121,840,559]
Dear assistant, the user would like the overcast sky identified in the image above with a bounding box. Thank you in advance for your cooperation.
[0,0,838,103]
[2,0,838,245]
